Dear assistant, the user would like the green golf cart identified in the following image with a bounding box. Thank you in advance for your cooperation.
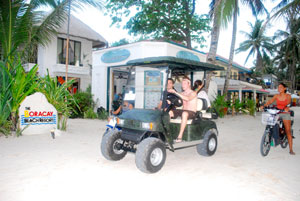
[101,56,224,173]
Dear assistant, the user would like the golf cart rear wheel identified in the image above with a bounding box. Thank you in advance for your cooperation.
[101,130,127,161]
[135,137,166,174]
[260,129,271,156]
[197,130,218,156]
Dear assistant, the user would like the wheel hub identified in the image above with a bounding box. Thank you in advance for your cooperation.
[208,138,216,151]
[150,148,163,166]
[113,139,124,154]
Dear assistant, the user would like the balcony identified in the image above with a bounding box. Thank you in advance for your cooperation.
[53,63,90,75]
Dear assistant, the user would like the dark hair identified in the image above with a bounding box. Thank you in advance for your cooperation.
[193,80,202,91]
[167,78,174,84]
[279,82,287,93]
[279,82,287,88]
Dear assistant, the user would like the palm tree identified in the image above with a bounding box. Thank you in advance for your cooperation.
[205,0,221,93]
[273,7,300,92]
[0,0,103,70]
[206,0,267,97]
[236,19,274,73]
[221,0,267,99]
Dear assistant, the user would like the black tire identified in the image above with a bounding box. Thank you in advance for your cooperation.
[101,130,127,161]
[135,137,166,174]
[280,135,288,149]
[196,129,218,156]
[260,129,271,156]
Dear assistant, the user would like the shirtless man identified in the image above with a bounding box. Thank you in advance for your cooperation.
[168,77,197,142]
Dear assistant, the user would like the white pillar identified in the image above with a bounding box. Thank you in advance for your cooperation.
[239,87,242,101]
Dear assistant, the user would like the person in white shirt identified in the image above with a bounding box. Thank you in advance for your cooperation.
[193,80,211,108]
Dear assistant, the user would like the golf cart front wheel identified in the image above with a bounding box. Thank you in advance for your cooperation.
[135,137,166,174]
[101,130,127,161]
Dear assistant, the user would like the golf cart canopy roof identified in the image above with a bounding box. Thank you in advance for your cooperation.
[110,56,224,71]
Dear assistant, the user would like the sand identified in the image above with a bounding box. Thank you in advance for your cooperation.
[0,108,299,201]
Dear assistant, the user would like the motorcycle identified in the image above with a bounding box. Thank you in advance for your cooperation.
[260,106,294,156]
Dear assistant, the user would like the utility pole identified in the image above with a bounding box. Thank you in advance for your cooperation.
[65,0,71,91]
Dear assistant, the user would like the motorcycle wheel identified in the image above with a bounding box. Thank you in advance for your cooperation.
[280,134,288,149]
[260,128,272,157]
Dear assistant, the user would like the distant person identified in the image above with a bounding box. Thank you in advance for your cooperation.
[193,80,211,108]
[112,100,133,115]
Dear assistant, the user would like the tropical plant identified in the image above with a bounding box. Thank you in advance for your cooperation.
[206,0,267,94]
[0,61,12,135]
[69,91,94,118]
[4,60,39,131]
[106,0,210,49]
[236,19,274,73]
[0,0,104,69]
[37,70,76,130]
[245,98,256,116]
[211,94,228,118]
[222,0,268,100]
[230,98,246,115]
[97,107,109,120]
[84,108,98,119]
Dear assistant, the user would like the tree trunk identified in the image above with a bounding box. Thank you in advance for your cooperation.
[223,0,238,100]
[183,0,192,49]
[289,53,296,93]
[205,0,221,93]
[256,50,263,73]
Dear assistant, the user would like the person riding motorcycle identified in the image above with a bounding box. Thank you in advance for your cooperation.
[260,83,295,155]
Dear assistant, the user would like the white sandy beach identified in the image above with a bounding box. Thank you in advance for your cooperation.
[0,108,299,201]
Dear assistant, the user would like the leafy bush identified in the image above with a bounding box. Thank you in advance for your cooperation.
[69,91,93,118]
[84,108,98,119]
[211,95,228,118]
[245,99,256,116]
[97,107,108,120]
[0,60,39,134]
[37,70,76,130]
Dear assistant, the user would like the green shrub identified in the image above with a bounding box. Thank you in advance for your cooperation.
[70,91,93,118]
[84,108,98,119]
[211,95,228,118]
[245,99,256,116]
[97,107,108,120]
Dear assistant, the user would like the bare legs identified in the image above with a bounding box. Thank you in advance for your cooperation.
[169,111,189,142]
[283,119,295,155]
[176,112,189,141]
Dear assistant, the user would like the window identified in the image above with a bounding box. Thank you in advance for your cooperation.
[220,71,226,77]
[57,38,81,66]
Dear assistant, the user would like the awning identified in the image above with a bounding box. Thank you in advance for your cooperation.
[227,88,269,94]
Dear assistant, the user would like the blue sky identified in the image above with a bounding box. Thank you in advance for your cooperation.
[73,1,284,69]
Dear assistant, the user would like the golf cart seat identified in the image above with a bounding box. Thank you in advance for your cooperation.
[170,98,212,124]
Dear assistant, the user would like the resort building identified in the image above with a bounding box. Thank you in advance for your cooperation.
[24,15,107,93]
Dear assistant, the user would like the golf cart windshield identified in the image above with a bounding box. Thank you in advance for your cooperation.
[121,66,168,110]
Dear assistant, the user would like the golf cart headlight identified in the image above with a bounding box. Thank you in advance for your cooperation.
[142,122,153,130]
[117,118,124,125]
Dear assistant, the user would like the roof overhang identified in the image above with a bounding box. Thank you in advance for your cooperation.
[114,56,224,71]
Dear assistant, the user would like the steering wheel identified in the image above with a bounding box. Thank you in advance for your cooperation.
[166,92,183,107]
